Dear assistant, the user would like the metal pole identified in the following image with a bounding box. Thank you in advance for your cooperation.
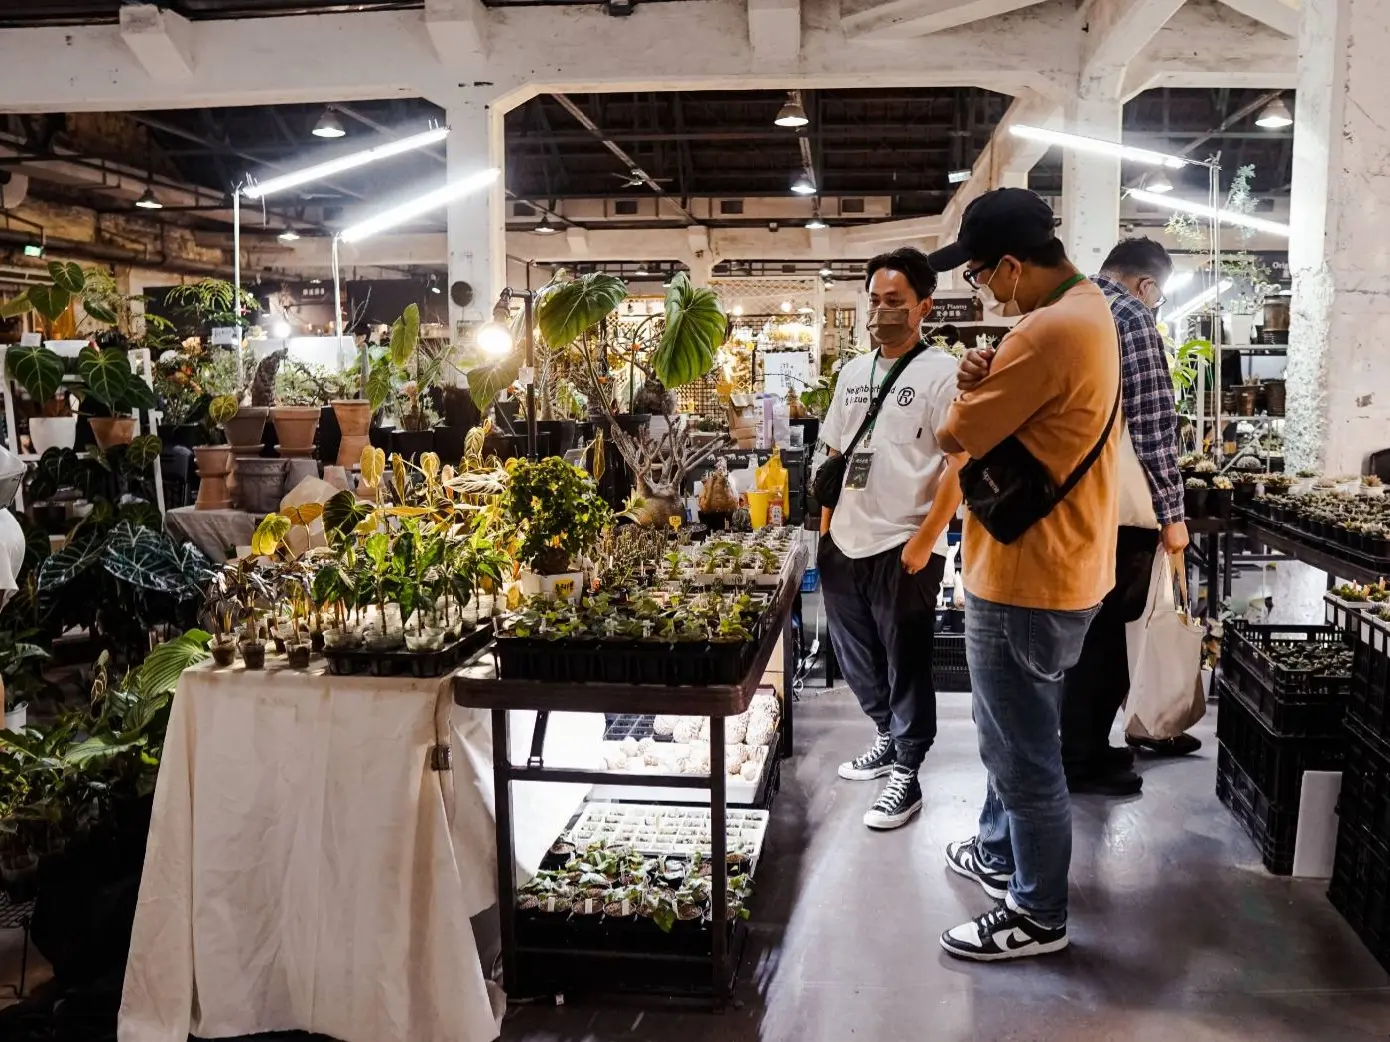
[524,291,537,459]
[333,235,359,396]
[233,190,243,377]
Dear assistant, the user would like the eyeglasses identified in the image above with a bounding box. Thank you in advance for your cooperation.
[963,264,993,290]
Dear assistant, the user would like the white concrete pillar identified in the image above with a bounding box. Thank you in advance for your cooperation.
[445,99,506,336]
[1286,0,1390,474]
[1060,94,1122,276]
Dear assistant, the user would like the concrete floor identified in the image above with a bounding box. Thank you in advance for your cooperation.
[1,687,1386,1041]
[501,687,1390,1042]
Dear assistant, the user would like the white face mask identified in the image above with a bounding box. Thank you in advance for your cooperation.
[977,262,1022,318]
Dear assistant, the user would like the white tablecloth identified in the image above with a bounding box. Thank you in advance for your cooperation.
[118,659,600,1042]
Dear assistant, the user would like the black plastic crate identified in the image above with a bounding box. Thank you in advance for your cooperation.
[603,714,659,742]
[1216,743,1298,875]
[495,636,751,687]
[932,632,971,693]
[1349,614,1390,741]
[1328,822,1390,974]
[1338,722,1390,863]
[1215,677,1345,808]
[1221,621,1352,738]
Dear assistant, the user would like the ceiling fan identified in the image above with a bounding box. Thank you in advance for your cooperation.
[611,169,673,189]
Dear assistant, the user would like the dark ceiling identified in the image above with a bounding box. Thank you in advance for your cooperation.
[1,86,1294,239]
[0,2,422,27]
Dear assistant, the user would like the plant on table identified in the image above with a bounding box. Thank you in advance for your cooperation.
[501,455,611,578]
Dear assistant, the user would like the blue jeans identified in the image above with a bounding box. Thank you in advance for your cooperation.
[965,591,1100,928]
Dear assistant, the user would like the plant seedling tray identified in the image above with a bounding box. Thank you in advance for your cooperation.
[495,634,755,687]
[323,624,493,678]
[565,802,769,867]
[1221,622,1353,738]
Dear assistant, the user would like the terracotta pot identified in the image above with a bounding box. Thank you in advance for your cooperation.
[331,399,372,467]
[272,405,320,455]
[194,445,234,510]
[223,406,269,450]
[234,456,289,514]
[89,417,137,450]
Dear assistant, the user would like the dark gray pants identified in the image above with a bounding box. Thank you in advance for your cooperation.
[820,536,945,769]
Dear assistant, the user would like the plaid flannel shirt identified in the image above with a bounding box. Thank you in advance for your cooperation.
[1093,275,1185,526]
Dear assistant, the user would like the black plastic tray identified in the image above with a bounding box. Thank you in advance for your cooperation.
[1328,815,1390,974]
[1338,722,1390,863]
[495,635,753,687]
[1221,622,1352,738]
[323,624,493,677]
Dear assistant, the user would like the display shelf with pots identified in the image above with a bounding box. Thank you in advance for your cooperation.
[0,345,164,514]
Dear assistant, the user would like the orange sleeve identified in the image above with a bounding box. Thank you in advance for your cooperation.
[942,330,1057,459]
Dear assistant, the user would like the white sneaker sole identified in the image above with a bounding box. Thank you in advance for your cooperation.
[945,853,1009,900]
[863,798,923,829]
[939,934,1069,962]
[838,762,895,781]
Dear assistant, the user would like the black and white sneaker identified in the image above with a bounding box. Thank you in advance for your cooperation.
[940,895,1069,962]
[945,837,1010,899]
[862,767,922,829]
[838,731,895,781]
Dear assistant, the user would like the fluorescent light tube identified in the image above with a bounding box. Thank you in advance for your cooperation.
[242,126,451,199]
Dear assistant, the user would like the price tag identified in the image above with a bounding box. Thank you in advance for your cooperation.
[844,451,874,491]
[19,332,40,347]
[210,326,240,346]
[517,365,535,386]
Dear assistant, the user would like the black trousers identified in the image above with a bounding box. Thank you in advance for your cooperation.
[820,536,945,769]
[1060,526,1162,775]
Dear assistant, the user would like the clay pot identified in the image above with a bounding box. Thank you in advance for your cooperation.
[89,417,137,450]
[272,405,320,456]
[223,406,269,450]
[331,399,372,468]
[234,457,288,514]
[194,445,235,510]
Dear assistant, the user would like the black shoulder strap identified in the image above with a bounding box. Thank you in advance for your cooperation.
[1056,355,1122,500]
[839,341,928,459]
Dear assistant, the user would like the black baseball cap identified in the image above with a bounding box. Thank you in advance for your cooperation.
[926,187,1059,272]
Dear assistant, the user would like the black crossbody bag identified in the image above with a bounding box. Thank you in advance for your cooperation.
[811,342,927,509]
[958,364,1121,546]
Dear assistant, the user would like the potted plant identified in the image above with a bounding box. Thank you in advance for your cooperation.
[5,341,76,453]
[194,394,242,510]
[74,344,158,450]
[1209,475,1233,519]
[501,456,612,600]
[1184,477,1208,520]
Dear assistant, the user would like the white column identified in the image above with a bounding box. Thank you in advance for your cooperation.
[1060,94,1122,276]
[445,99,506,335]
[1286,0,1390,474]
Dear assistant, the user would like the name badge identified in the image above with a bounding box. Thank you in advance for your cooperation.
[844,451,874,491]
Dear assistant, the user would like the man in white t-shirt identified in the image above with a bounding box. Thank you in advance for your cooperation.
[817,247,964,830]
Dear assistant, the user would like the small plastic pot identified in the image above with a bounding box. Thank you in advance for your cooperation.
[211,639,237,667]
[286,642,312,669]
[239,640,267,669]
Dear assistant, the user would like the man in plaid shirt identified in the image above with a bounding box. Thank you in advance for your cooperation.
[1063,238,1193,794]
[955,237,1193,795]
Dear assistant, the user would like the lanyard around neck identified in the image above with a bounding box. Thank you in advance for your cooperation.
[1040,272,1088,308]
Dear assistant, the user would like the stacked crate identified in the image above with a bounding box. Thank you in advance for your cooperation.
[1216,622,1351,875]
[1327,602,1390,973]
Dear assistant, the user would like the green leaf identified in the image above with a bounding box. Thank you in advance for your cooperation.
[77,346,132,408]
[323,489,370,536]
[16,513,51,573]
[117,500,163,531]
[653,272,724,388]
[536,273,627,350]
[366,358,393,414]
[121,376,158,412]
[133,629,211,698]
[30,448,96,501]
[0,293,35,319]
[48,261,85,294]
[389,303,421,367]
[25,284,72,326]
[251,513,291,556]
[364,531,390,572]
[63,734,146,767]
[6,343,64,404]
[125,434,163,473]
[467,352,523,412]
[82,299,119,326]
[100,522,203,597]
[38,535,105,607]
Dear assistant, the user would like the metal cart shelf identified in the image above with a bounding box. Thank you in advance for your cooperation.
[453,546,806,1008]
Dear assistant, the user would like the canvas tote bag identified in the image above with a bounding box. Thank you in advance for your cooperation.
[1116,423,1160,530]
[1124,549,1205,740]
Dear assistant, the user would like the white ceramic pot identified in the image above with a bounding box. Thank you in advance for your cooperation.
[29,415,77,454]
[540,571,586,603]
[1226,314,1255,346]
[1362,485,1385,497]
[44,339,88,358]
[4,703,26,731]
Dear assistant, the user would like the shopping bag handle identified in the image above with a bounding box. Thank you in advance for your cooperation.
[1169,549,1189,613]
